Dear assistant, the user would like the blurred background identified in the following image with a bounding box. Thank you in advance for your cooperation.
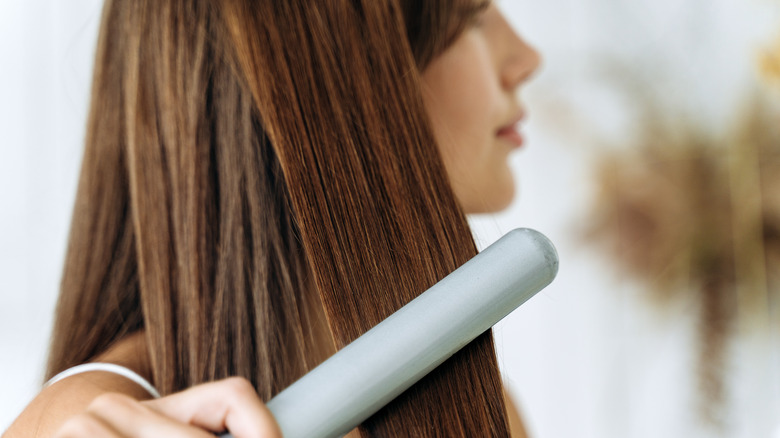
[1,0,779,436]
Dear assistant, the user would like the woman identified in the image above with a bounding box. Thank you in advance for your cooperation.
[6,0,539,436]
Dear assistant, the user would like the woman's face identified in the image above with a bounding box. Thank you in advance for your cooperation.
[421,4,540,214]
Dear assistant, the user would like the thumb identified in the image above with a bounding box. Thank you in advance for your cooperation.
[143,377,282,438]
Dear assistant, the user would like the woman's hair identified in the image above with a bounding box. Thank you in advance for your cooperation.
[47,0,509,435]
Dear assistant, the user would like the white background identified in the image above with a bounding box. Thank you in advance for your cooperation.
[2,0,780,436]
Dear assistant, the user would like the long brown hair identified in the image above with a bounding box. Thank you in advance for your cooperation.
[47,0,509,435]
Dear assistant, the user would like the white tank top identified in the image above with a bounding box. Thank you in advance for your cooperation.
[44,363,160,398]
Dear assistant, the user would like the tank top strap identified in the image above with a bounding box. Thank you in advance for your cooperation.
[45,362,160,399]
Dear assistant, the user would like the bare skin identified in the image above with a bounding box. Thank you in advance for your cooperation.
[5,334,153,437]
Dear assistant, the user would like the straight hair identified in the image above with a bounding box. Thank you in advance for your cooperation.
[47,0,509,435]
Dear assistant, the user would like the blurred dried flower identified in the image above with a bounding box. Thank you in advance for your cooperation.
[759,35,780,84]
[585,95,780,426]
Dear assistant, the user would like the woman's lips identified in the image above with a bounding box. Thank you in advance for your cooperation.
[496,119,524,149]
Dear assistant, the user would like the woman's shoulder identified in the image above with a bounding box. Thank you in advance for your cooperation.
[4,332,153,437]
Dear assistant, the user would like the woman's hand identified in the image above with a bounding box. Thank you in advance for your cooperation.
[53,377,282,438]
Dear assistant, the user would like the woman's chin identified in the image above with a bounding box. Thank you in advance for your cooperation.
[461,181,516,215]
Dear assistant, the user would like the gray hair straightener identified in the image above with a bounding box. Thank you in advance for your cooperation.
[222,228,558,438]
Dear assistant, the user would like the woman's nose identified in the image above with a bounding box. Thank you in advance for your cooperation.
[497,14,542,91]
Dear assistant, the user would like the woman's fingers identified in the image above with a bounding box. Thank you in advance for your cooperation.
[54,411,121,438]
[86,392,217,438]
[53,378,280,438]
[54,392,214,438]
[142,377,282,438]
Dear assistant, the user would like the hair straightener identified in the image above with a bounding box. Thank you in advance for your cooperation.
[221,228,558,438]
